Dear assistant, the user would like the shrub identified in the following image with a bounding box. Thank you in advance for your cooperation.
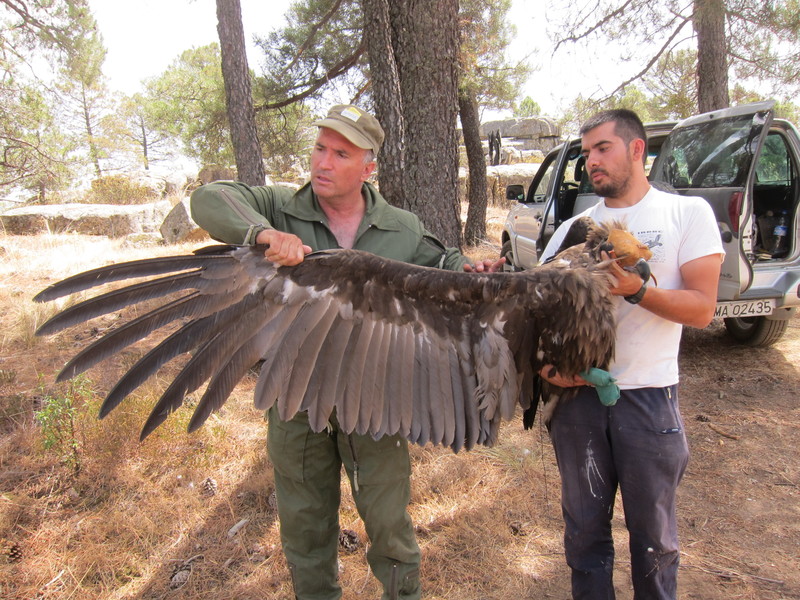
[89,175,160,205]
[34,374,95,476]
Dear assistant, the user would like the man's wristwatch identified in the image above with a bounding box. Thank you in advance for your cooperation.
[624,281,647,304]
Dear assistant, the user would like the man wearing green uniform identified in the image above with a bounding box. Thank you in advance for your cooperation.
[190,104,500,600]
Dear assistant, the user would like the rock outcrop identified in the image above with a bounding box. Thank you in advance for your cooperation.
[1,201,173,237]
[160,198,208,244]
[479,117,561,152]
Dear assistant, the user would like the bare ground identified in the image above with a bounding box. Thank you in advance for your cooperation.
[0,232,798,599]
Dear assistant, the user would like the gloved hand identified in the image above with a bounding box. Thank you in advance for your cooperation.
[579,367,620,406]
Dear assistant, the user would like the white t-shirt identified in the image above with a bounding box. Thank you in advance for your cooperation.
[540,186,724,388]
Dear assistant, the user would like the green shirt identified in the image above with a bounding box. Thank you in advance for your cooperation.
[190,180,468,270]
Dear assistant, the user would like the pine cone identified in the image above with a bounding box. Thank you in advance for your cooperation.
[0,369,16,385]
[509,520,528,536]
[4,542,22,562]
[200,477,218,497]
[338,529,360,553]
[169,565,191,589]
[169,555,202,588]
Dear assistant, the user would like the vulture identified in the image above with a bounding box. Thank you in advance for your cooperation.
[33,220,650,453]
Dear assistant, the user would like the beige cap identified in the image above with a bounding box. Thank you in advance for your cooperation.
[312,104,385,155]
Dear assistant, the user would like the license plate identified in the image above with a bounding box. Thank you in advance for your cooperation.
[714,299,776,318]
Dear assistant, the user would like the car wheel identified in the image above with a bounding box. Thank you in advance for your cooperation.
[500,240,517,272]
[723,316,789,346]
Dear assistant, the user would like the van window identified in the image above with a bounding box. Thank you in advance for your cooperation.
[756,133,792,184]
[529,154,556,202]
[564,148,583,189]
[644,134,667,177]
[653,112,768,189]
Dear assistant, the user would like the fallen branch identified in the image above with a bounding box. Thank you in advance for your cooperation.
[682,550,786,586]
[707,422,740,440]
[684,563,785,585]
[41,569,66,591]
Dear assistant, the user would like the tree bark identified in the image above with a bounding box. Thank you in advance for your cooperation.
[694,0,729,113]
[391,0,462,248]
[81,83,102,179]
[362,0,405,208]
[216,0,265,186]
[459,87,488,245]
[363,0,462,248]
[139,116,150,171]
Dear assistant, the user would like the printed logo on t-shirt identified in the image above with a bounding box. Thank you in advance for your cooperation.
[635,230,665,263]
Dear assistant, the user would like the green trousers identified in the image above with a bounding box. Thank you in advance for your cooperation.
[267,407,421,600]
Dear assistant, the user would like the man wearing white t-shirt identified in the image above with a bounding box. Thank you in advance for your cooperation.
[539,109,724,600]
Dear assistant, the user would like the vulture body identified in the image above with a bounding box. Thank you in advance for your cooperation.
[34,220,641,452]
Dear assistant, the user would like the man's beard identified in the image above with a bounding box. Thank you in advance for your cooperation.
[590,160,634,199]
[592,175,629,198]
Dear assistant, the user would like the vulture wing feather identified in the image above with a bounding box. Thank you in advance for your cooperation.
[356,318,385,436]
[301,317,355,433]
[36,271,214,336]
[137,298,282,439]
[274,299,341,419]
[338,318,375,434]
[367,320,392,438]
[55,292,203,382]
[32,251,234,302]
[183,325,279,437]
[98,298,258,418]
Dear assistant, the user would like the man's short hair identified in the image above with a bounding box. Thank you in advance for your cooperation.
[580,109,647,147]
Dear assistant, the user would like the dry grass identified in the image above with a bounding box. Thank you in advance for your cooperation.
[1,210,799,599]
[461,201,508,263]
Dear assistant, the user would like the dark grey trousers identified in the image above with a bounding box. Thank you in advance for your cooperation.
[549,384,689,600]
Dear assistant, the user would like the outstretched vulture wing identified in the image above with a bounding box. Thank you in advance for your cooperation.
[34,242,618,452]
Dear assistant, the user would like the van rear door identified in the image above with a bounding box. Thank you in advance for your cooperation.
[649,101,774,300]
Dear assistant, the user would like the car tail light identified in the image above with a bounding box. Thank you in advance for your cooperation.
[728,191,743,233]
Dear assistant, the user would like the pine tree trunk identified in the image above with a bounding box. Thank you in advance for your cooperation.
[694,0,729,113]
[82,85,102,179]
[459,88,488,246]
[139,117,150,172]
[387,0,463,248]
[362,0,405,208]
[216,0,265,186]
